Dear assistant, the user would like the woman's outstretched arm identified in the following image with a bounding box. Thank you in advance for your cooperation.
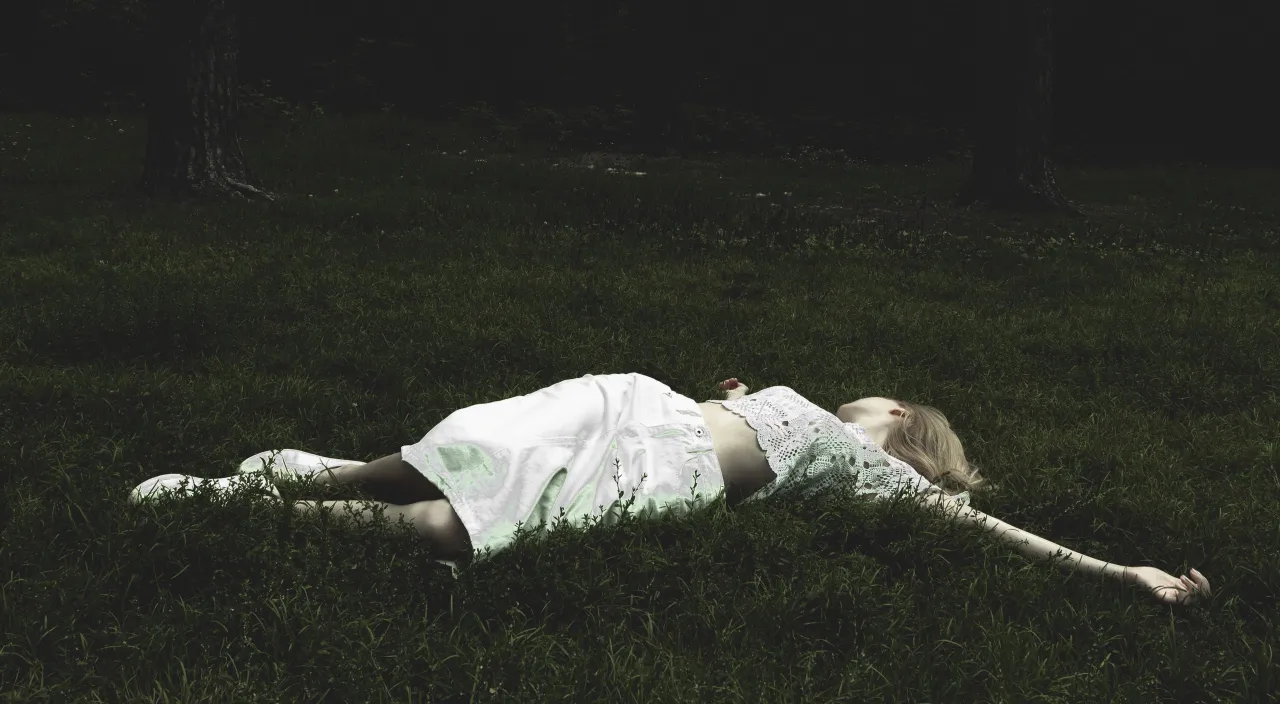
[916,493,1211,605]
[919,493,1128,580]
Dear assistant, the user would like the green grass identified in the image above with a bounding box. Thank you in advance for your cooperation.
[2,106,1278,702]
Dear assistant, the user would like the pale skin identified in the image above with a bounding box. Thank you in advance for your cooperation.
[290,455,474,560]
[834,395,909,446]
[723,380,1213,606]
[295,381,1213,606]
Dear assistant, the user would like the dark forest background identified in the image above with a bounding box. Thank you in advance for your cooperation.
[3,3,1277,700]
[5,0,1277,165]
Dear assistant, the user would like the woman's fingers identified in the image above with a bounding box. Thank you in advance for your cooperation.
[1191,569,1211,595]
[1136,566,1210,605]
[1177,569,1211,603]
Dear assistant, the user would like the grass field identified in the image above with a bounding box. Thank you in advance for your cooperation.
[2,105,1277,702]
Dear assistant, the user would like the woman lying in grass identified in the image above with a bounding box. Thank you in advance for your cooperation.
[129,373,1211,606]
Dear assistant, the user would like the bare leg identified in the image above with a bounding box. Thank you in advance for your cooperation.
[306,452,445,504]
[291,498,472,559]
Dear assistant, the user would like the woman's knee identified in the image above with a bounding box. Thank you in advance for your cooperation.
[412,499,472,559]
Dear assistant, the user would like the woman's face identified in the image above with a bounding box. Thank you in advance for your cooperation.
[836,397,908,445]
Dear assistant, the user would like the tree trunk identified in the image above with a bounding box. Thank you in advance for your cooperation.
[140,0,274,201]
[956,0,1077,214]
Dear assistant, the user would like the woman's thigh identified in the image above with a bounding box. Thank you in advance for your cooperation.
[338,453,447,504]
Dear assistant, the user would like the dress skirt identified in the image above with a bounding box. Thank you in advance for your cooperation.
[400,373,725,576]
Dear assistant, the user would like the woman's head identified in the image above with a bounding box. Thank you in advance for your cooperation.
[837,397,988,499]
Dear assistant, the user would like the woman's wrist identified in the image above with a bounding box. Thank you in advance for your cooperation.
[1095,561,1132,583]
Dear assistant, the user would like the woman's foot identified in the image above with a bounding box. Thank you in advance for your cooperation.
[237,449,363,484]
[128,473,282,505]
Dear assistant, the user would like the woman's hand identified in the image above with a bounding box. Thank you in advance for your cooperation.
[718,378,749,399]
[1126,566,1211,606]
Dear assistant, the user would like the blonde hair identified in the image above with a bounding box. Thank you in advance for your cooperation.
[880,401,989,499]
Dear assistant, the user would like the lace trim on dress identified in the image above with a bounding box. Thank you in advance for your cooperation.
[707,388,970,507]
